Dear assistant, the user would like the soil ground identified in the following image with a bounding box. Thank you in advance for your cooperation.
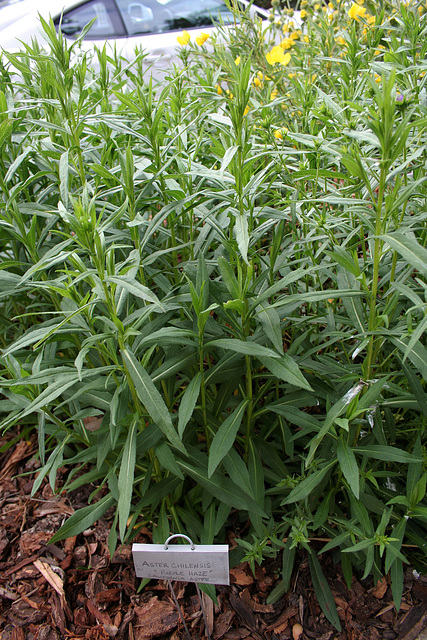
[1,432,427,640]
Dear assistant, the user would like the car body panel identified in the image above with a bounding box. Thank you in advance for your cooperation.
[0,0,270,75]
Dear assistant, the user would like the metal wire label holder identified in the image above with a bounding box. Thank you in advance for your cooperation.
[132,534,229,639]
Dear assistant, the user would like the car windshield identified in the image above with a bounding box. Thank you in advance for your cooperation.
[115,0,239,36]
[52,0,262,41]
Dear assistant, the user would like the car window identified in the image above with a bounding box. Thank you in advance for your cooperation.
[115,0,157,35]
[115,0,237,36]
[56,0,126,39]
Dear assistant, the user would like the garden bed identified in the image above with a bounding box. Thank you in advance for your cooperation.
[0,432,426,640]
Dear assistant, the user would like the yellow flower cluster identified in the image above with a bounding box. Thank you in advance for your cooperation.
[253,71,264,88]
[281,37,294,49]
[177,30,190,45]
[196,32,209,46]
[348,3,366,20]
[266,46,291,66]
[178,30,210,46]
[274,127,288,140]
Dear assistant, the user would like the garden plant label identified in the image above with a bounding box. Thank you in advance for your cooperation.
[132,543,230,585]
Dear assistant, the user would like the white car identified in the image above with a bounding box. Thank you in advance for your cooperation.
[0,0,270,73]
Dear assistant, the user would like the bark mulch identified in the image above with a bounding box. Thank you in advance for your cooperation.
[1,433,427,640]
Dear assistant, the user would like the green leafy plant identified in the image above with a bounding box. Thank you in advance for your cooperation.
[0,0,426,628]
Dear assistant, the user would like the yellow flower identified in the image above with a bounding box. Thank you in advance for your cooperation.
[196,32,209,46]
[304,35,310,43]
[348,3,366,20]
[271,88,278,100]
[177,30,191,45]
[374,73,381,83]
[300,9,308,18]
[226,89,234,99]
[254,76,262,87]
[244,105,250,116]
[336,36,346,46]
[314,3,320,9]
[367,15,375,25]
[266,46,291,66]
[257,71,264,79]
[274,129,283,140]
[281,37,294,49]
[235,56,241,66]
[216,84,223,95]
[328,1,334,8]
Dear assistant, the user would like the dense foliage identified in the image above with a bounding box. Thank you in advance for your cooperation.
[0,0,426,628]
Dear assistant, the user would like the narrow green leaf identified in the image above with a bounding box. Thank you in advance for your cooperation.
[258,304,284,354]
[391,558,404,611]
[402,317,427,367]
[308,550,342,631]
[223,448,254,497]
[407,435,423,501]
[267,538,295,604]
[0,119,13,148]
[389,337,427,381]
[205,338,280,359]
[281,462,335,505]
[306,381,365,466]
[208,400,249,477]
[178,372,201,437]
[260,354,313,391]
[155,442,184,480]
[118,419,137,540]
[218,256,240,299]
[354,444,421,464]
[248,438,265,508]
[59,150,69,207]
[336,438,360,499]
[235,213,249,265]
[220,145,238,175]
[121,349,186,454]
[107,276,162,307]
[49,494,115,544]
[178,459,266,516]
[380,231,427,277]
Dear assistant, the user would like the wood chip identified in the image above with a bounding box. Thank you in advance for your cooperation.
[87,598,113,625]
[0,585,18,601]
[33,559,72,621]
[0,440,35,481]
[396,601,427,640]
[376,604,395,618]
[134,596,178,640]
[370,576,388,599]
[214,610,236,640]
[230,566,254,586]
[33,559,65,597]
[202,590,215,636]
[266,605,298,632]
[239,588,274,614]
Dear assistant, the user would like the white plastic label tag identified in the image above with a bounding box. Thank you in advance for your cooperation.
[132,543,229,585]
